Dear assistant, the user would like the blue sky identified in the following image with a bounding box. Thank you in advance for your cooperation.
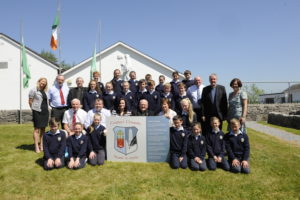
[1,0,300,92]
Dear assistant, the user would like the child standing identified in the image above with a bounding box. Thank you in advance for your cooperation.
[87,114,107,166]
[225,119,250,174]
[169,116,189,169]
[188,123,207,171]
[67,123,88,169]
[43,118,66,170]
[206,117,230,171]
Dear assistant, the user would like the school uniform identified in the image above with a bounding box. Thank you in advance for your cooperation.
[120,90,136,111]
[135,89,150,108]
[169,126,189,169]
[179,111,197,131]
[87,125,106,166]
[83,91,102,112]
[97,81,105,94]
[225,130,250,174]
[67,133,88,169]
[174,93,189,114]
[43,130,66,170]
[161,93,175,110]
[111,78,123,93]
[155,83,164,95]
[182,79,194,89]
[129,79,139,94]
[102,91,119,111]
[188,134,207,171]
[147,90,161,115]
[206,129,230,171]
[170,80,180,97]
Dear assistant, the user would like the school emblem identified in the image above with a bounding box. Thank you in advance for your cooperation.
[154,95,157,99]
[57,136,61,142]
[80,140,84,144]
[130,96,132,99]
[200,140,204,145]
[113,126,138,155]
[220,136,223,140]
[241,138,244,143]
[96,94,99,98]
[182,133,185,137]
[135,82,138,86]
[113,96,116,99]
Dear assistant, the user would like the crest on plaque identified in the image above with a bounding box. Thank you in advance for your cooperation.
[113,126,138,155]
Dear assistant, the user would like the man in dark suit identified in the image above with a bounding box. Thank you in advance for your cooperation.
[201,73,228,133]
[67,77,87,108]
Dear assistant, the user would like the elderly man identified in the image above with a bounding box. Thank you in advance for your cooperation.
[201,73,228,131]
[49,75,69,125]
[187,76,205,122]
[84,98,111,129]
[62,99,87,136]
[67,77,87,107]
[132,99,154,116]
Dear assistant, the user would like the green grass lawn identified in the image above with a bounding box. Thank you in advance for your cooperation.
[258,121,300,136]
[0,123,299,200]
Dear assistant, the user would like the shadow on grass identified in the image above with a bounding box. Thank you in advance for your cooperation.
[35,157,44,168]
[16,144,35,152]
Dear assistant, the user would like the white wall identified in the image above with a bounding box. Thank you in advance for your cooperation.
[0,36,58,110]
[64,44,180,88]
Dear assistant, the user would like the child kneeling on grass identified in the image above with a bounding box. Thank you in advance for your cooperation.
[188,122,207,171]
[169,115,189,169]
[67,122,88,169]
[87,114,107,166]
[43,118,66,170]
[225,118,250,174]
[206,117,230,171]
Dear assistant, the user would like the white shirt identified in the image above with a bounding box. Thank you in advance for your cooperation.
[158,109,177,127]
[62,108,87,130]
[84,108,111,129]
[187,84,205,109]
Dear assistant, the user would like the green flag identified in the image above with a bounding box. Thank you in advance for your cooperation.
[21,37,31,88]
[90,46,97,79]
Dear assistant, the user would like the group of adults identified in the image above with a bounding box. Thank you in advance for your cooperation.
[28,69,248,153]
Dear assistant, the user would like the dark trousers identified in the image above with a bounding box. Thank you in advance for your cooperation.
[170,153,187,169]
[229,158,250,174]
[190,158,207,171]
[67,157,87,170]
[89,150,105,166]
[207,156,230,171]
[43,156,65,170]
[51,107,67,127]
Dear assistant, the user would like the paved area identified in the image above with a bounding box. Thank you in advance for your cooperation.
[247,121,300,146]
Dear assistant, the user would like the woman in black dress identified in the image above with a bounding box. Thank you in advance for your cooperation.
[29,78,49,153]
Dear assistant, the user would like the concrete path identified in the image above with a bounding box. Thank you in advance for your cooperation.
[247,121,300,146]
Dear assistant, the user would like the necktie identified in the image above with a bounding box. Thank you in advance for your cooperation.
[59,87,65,105]
[72,111,76,130]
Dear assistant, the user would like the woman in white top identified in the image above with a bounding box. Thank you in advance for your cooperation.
[111,98,132,116]
[28,77,49,153]
[158,98,177,127]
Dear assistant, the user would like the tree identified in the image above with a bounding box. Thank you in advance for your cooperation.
[244,84,265,104]
[40,50,58,64]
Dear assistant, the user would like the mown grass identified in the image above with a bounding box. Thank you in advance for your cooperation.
[0,123,299,200]
[258,121,300,136]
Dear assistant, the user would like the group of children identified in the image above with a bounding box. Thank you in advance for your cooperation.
[43,112,250,174]
[169,116,250,173]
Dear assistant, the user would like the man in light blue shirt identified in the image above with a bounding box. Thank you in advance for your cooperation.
[187,76,205,122]
[49,75,70,125]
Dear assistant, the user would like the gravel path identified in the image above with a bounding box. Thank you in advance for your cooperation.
[247,121,300,146]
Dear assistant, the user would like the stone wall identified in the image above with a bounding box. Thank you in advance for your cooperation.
[0,110,32,124]
[268,112,300,129]
[245,103,300,121]
[1,103,300,123]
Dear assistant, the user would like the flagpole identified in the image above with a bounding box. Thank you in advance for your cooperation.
[19,20,23,124]
[98,20,102,80]
[57,0,62,74]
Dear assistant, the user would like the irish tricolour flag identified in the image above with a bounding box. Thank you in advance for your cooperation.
[50,13,59,50]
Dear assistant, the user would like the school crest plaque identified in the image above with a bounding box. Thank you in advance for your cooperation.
[113,126,138,155]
